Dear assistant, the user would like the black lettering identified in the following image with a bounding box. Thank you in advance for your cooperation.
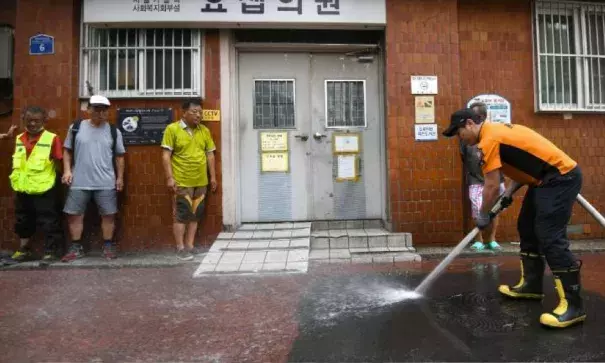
[241,0,264,14]
[277,0,302,15]
[316,0,340,15]
[201,0,227,13]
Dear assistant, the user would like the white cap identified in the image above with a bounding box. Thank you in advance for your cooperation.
[89,95,110,106]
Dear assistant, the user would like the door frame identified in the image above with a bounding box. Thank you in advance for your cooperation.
[220,30,388,230]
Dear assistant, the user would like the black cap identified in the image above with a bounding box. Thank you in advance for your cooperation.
[442,108,482,137]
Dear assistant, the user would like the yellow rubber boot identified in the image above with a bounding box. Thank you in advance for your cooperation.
[540,265,586,328]
[498,252,545,299]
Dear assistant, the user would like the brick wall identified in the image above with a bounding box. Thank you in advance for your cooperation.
[386,0,605,245]
[385,0,465,245]
[458,0,604,243]
[0,0,222,252]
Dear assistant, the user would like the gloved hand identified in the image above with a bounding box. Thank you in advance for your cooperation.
[500,195,513,209]
[475,212,492,230]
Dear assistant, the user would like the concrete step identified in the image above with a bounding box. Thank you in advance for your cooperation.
[309,249,421,264]
[210,238,311,252]
[194,223,311,277]
[310,228,413,250]
[193,249,309,277]
[312,220,383,230]
[217,228,311,240]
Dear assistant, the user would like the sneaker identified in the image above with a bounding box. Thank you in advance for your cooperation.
[11,250,35,262]
[39,253,57,267]
[189,246,204,256]
[470,241,486,251]
[487,241,502,251]
[176,249,194,261]
[102,244,117,260]
[61,244,84,263]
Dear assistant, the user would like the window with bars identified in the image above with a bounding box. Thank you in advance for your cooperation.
[0,25,13,109]
[325,80,366,128]
[535,1,605,111]
[253,80,296,129]
[80,27,202,98]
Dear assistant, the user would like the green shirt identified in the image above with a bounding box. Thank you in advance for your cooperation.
[161,120,216,187]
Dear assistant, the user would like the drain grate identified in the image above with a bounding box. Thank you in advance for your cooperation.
[431,292,534,336]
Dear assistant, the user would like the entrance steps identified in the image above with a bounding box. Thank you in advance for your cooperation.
[193,220,420,277]
[309,220,422,264]
[193,222,312,277]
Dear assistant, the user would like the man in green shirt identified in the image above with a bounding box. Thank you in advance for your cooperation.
[161,99,217,260]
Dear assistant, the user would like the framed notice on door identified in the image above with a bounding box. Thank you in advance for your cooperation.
[261,152,289,173]
[336,154,359,182]
[332,133,361,154]
[260,131,288,152]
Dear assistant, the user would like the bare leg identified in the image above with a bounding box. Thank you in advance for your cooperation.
[185,222,198,250]
[67,214,85,241]
[173,222,186,250]
[488,215,500,242]
[101,215,115,241]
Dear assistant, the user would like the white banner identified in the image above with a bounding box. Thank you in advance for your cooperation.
[83,0,386,27]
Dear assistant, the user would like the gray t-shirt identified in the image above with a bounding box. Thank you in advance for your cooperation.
[460,142,484,186]
[64,120,126,190]
[460,141,504,186]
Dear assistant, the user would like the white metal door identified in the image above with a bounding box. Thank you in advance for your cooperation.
[238,52,383,222]
[238,52,311,222]
[309,54,383,220]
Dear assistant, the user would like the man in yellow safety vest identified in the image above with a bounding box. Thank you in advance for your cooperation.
[9,106,64,264]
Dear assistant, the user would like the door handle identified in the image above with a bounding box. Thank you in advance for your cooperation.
[294,134,309,141]
[313,132,327,140]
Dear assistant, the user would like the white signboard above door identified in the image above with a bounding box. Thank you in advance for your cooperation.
[83,0,386,27]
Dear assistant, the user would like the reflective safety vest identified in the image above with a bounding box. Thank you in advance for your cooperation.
[9,130,57,194]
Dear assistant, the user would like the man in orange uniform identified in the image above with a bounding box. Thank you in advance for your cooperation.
[443,108,585,329]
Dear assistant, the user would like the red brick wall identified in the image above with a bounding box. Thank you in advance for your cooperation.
[386,0,604,245]
[385,0,465,245]
[0,0,222,252]
[458,0,604,243]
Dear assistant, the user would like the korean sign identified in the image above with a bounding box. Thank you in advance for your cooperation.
[84,0,386,26]
[466,94,511,124]
[117,108,173,146]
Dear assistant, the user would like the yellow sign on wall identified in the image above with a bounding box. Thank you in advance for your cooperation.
[202,109,221,121]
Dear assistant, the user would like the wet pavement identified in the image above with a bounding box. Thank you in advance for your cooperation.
[1,253,605,362]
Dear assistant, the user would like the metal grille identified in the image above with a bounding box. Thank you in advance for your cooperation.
[326,80,366,128]
[536,1,605,111]
[80,27,201,98]
[253,80,295,129]
[0,26,13,79]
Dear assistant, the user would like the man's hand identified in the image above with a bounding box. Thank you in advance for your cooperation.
[6,125,17,137]
[210,177,217,192]
[475,212,492,230]
[166,176,177,193]
[61,171,73,185]
[116,177,124,191]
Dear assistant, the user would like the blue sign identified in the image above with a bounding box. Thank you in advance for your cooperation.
[29,34,54,55]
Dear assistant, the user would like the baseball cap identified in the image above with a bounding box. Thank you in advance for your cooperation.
[442,108,482,137]
[89,95,110,107]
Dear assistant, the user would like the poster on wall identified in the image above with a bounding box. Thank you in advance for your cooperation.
[414,96,435,124]
[466,94,511,124]
[117,108,173,145]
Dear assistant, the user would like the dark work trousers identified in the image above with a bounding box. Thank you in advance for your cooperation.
[14,185,63,253]
[518,167,582,270]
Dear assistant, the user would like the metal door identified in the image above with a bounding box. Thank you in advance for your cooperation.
[238,52,383,222]
[238,52,311,222]
[309,54,383,220]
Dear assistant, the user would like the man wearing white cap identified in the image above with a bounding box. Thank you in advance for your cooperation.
[61,95,126,261]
